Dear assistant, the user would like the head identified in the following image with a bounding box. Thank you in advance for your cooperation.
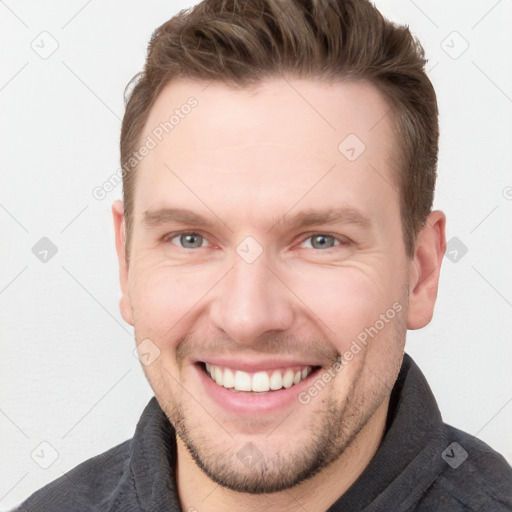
[113,0,446,496]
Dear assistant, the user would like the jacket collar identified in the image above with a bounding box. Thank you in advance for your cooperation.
[328,353,448,510]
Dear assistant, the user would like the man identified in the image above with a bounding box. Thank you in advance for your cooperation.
[16,0,512,510]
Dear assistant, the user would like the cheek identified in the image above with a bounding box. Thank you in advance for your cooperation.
[290,264,403,349]
[130,265,207,338]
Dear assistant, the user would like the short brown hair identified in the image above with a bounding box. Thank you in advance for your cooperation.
[120,0,438,260]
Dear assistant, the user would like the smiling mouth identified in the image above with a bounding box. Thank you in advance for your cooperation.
[199,362,321,394]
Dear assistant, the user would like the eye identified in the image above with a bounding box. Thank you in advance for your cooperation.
[166,232,207,249]
[299,233,349,250]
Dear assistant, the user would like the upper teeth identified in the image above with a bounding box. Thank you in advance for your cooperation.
[204,363,312,392]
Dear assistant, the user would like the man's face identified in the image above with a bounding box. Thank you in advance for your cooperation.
[115,78,415,492]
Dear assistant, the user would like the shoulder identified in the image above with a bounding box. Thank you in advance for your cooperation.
[13,439,135,512]
[418,424,512,511]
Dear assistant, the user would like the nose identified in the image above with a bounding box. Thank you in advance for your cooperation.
[209,251,296,347]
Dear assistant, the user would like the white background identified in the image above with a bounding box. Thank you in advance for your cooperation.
[1,0,511,509]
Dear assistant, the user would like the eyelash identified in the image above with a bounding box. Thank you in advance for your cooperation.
[161,231,351,251]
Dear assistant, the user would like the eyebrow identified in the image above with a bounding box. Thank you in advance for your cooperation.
[269,206,373,232]
[142,206,373,232]
[143,208,215,228]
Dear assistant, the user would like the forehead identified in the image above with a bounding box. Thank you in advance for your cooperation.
[133,77,399,232]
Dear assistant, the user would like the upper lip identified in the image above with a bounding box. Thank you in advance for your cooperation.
[196,357,323,373]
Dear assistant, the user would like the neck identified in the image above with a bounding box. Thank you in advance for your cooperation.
[176,396,390,512]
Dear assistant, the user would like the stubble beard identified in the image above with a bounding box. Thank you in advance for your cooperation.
[168,353,404,493]
[145,297,408,494]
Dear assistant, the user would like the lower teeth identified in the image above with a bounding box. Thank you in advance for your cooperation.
[228,388,276,394]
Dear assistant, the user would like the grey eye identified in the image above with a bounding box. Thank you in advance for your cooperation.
[174,233,205,249]
[308,235,337,249]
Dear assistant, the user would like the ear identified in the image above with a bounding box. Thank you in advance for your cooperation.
[407,210,446,330]
[112,200,134,326]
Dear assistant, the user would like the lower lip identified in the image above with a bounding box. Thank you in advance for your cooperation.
[195,363,321,414]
